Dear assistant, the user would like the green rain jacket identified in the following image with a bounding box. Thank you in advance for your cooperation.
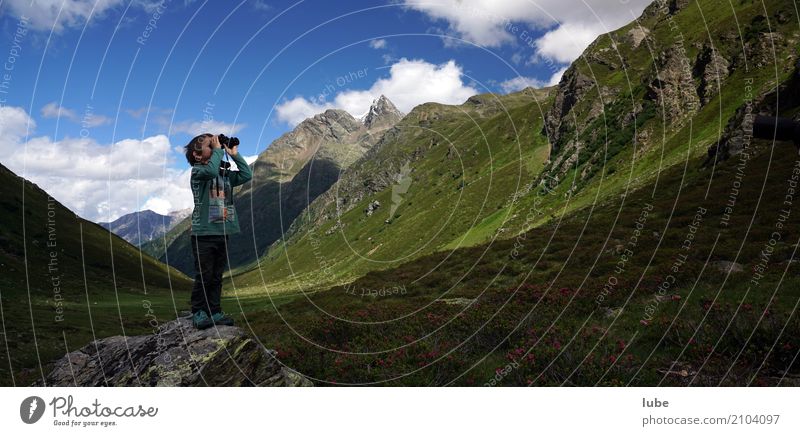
[189,147,252,236]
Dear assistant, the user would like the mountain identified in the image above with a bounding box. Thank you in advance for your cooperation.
[0,162,192,386]
[231,86,554,291]
[232,0,800,385]
[363,94,405,130]
[143,95,404,275]
[98,208,190,246]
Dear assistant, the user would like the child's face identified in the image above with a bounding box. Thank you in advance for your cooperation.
[191,136,212,164]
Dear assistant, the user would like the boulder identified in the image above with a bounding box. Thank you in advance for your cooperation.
[36,317,312,387]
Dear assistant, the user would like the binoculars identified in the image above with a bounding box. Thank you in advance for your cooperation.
[218,134,240,148]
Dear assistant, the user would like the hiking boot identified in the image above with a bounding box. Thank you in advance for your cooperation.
[192,310,213,330]
[211,311,235,326]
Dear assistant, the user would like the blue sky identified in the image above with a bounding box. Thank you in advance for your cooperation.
[0,0,651,222]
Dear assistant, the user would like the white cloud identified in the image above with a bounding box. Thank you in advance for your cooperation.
[402,0,652,63]
[0,105,195,222]
[227,154,258,172]
[41,102,112,127]
[251,0,272,12]
[369,39,388,49]
[3,0,162,32]
[276,58,478,127]
[498,76,546,93]
[0,105,36,138]
[548,66,568,86]
[535,22,603,64]
[170,120,246,136]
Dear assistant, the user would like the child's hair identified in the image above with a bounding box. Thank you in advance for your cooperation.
[183,133,214,165]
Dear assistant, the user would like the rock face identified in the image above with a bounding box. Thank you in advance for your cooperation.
[694,45,730,104]
[543,65,596,151]
[646,44,700,124]
[363,95,404,131]
[37,318,312,387]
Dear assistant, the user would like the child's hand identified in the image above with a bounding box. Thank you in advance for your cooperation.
[210,134,222,149]
[225,142,238,156]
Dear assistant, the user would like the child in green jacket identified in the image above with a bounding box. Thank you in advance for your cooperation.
[184,133,252,329]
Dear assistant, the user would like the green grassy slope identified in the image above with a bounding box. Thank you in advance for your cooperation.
[0,163,193,386]
[240,129,800,386]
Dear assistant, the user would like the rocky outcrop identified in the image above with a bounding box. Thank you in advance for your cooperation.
[646,44,700,124]
[543,65,597,151]
[627,26,650,49]
[694,44,730,104]
[37,317,312,387]
[668,0,690,15]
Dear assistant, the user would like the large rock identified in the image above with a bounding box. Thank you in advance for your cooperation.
[543,65,596,150]
[694,44,730,104]
[37,317,312,387]
[646,44,700,124]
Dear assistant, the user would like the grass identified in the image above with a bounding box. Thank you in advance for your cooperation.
[232,134,800,386]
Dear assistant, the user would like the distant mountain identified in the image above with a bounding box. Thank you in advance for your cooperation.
[99,208,190,246]
[143,95,404,275]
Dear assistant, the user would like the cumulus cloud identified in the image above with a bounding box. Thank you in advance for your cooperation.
[41,102,112,128]
[534,21,604,64]
[0,105,36,138]
[402,0,652,63]
[3,0,162,32]
[0,105,195,222]
[276,58,478,126]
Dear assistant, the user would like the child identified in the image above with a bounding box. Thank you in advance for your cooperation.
[183,133,252,329]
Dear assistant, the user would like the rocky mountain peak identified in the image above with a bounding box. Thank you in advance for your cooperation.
[305,108,362,134]
[363,95,403,130]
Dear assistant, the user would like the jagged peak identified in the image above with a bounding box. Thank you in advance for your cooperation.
[363,95,403,129]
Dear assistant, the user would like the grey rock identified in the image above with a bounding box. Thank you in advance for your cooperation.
[627,27,650,49]
[36,317,312,387]
[694,44,730,104]
[363,95,404,131]
[365,200,381,216]
[709,260,744,274]
[646,44,700,124]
